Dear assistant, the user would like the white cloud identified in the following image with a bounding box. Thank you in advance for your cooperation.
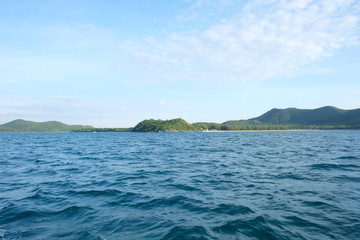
[127,0,360,83]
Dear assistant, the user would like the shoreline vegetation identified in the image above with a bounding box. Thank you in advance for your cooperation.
[1,106,359,132]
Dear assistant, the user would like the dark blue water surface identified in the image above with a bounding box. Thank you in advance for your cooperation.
[0,131,360,240]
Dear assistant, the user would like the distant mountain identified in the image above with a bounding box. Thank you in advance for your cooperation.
[251,106,360,126]
[0,119,92,132]
[2,106,359,133]
[133,118,196,132]
[197,106,360,130]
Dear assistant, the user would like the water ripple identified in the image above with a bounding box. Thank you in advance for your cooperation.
[0,131,359,239]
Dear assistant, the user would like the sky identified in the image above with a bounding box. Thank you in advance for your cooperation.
[1,0,360,127]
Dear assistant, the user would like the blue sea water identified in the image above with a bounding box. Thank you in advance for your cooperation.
[0,131,359,240]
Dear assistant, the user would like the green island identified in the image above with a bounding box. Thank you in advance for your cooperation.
[132,118,196,132]
[1,106,359,132]
[0,119,91,132]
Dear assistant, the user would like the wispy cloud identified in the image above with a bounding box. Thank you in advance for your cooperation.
[127,0,360,83]
[1,1,359,126]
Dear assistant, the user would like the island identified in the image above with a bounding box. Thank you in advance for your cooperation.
[0,119,91,132]
[132,118,196,132]
[1,106,359,132]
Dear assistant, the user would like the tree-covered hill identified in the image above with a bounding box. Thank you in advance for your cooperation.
[0,119,92,132]
[195,106,360,130]
[132,118,196,132]
[251,106,360,126]
[2,106,359,132]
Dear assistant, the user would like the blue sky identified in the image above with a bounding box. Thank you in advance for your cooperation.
[1,0,360,127]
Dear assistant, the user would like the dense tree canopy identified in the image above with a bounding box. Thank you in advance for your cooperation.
[132,118,196,132]
[1,106,359,132]
[0,119,91,132]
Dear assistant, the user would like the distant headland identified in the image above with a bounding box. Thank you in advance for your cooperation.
[1,106,359,132]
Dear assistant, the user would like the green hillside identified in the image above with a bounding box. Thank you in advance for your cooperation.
[1,106,359,132]
[195,106,360,130]
[251,106,360,126]
[132,118,196,132]
[0,119,92,132]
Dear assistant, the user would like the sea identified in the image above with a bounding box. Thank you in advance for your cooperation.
[0,130,359,240]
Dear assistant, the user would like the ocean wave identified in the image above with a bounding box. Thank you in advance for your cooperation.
[167,183,204,192]
[213,216,281,239]
[310,163,360,171]
[67,189,123,197]
[132,195,205,212]
[336,156,358,160]
[161,225,213,240]
[1,131,360,239]
[211,203,254,215]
